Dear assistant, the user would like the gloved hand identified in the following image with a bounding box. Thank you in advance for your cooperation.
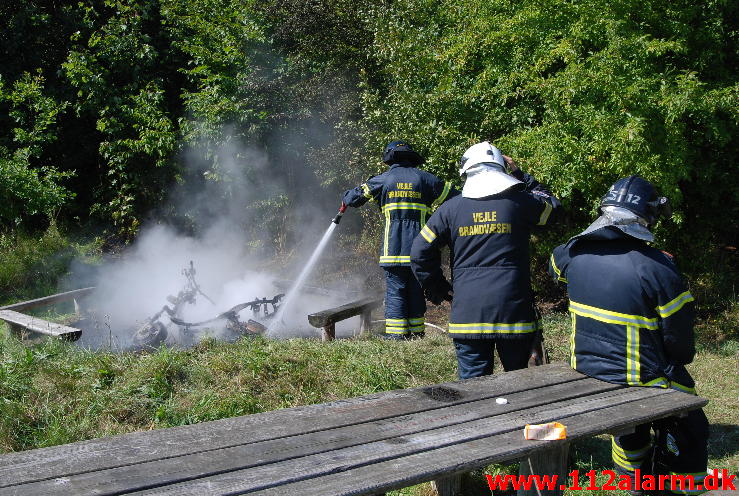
[424,281,453,305]
[424,288,444,305]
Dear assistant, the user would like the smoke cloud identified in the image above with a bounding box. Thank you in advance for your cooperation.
[65,126,376,351]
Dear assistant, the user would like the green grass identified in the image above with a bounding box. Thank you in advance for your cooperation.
[0,312,736,496]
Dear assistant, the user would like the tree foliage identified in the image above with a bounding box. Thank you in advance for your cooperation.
[360,0,738,226]
[0,0,736,265]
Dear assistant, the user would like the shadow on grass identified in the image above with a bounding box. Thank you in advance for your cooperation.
[709,423,739,460]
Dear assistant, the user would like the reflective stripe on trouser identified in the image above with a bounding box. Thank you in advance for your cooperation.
[408,317,425,334]
[384,267,426,335]
[612,431,651,473]
[667,472,708,495]
[613,410,708,494]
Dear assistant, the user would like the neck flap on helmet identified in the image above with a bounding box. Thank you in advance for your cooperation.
[574,206,655,242]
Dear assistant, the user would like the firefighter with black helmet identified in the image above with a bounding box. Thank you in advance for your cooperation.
[548,175,709,494]
[342,140,457,339]
[410,141,560,377]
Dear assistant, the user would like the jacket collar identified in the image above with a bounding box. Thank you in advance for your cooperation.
[388,162,414,169]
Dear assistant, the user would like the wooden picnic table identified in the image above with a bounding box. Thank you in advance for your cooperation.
[0,363,707,496]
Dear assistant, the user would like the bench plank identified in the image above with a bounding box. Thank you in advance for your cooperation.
[0,287,95,312]
[0,364,581,488]
[2,377,618,495]
[245,390,707,496]
[308,297,382,328]
[0,310,82,341]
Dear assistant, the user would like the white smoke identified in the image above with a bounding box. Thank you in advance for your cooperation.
[67,129,375,350]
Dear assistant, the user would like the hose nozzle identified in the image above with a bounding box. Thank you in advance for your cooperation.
[332,202,348,224]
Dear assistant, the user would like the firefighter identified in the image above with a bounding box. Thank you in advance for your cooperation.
[548,176,708,495]
[342,140,457,339]
[410,141,560,377]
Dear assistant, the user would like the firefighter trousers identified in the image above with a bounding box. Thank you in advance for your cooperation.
[613,408,709,494]
[383,266,426,338]
[453,335,535,379]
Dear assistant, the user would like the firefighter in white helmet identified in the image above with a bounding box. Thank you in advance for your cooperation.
[411,141,560,377]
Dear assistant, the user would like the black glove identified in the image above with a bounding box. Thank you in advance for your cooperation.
[424,281,453,305]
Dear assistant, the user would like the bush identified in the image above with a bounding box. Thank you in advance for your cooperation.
[0,226,101,305]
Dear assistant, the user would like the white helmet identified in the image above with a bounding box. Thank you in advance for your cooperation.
[459,141,506,176]
[459,141,522,198]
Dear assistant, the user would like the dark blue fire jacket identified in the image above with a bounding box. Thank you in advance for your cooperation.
[548,227,697,393]
[410,171,560,339]
[343,163,456,267]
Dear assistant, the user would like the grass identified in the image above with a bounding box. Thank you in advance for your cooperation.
[0,312,736,495]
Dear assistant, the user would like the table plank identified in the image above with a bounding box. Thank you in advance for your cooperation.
[0,376,615,496]
[0,364,580,488]
[126,388,705,496]
[247,390,707,496]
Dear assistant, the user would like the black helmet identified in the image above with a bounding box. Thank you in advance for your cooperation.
[601,175,671,225]
[382,140,424,166]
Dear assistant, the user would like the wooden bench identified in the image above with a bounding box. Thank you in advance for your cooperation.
[308,296,383,341]
[0,310,82,341]
[0,287,95,341]
[0,363,707,496]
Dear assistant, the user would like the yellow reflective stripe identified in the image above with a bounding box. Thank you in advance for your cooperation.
[570,312,577,369]
[569,300,659,329]
[550,253,567,283]
[667,473,706,495]
[670,472,707,479]
[361,183,373,200]
[408,318,424,324]
[537,201,553,225]
[448,322,537,334]
[383,209,391,257]
[611,438,650,459]
[612,452,642,471]
[385,329,408,334]
[431,181,452,210]
[641,377,669,388]
[385,318,408,325]
[626,325,641,386]
[670,381,696,395]
[420,225,436,243]
[382,202,430,212]
[656,291,694,318]
[409,325,425,332]
[379,256,411,263]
